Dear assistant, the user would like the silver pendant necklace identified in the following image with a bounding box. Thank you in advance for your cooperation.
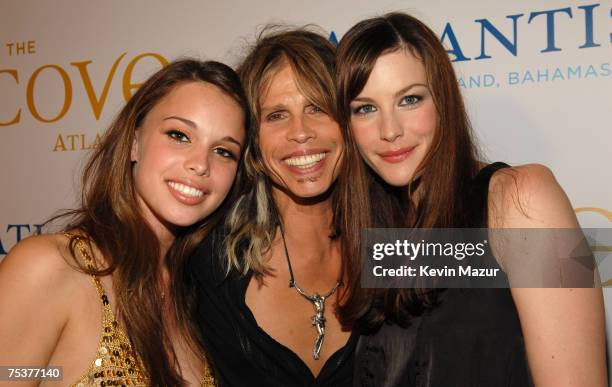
[279,225,342,360]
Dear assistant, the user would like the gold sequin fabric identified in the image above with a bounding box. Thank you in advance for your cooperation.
[66,233,148,387]
[201,362,216,387]
[65,233,217,387]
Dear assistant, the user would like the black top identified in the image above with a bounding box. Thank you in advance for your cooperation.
[354,162,534,387]
[189,230,357,387]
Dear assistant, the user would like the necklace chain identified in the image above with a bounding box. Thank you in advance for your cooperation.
[280,224,342,360]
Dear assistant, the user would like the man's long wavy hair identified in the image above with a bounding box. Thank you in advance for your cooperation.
[336,13,481,332]
[54,59,249,385]
[225,27,342,277]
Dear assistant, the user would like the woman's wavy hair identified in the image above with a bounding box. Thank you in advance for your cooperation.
[335,12,481,332]
[224,26,341,277]
[54,59,249,385]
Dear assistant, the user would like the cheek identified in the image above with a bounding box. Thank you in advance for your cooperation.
[257,131,283,169]
[412,105,437,137]
[351,121,377,154]
[139,150,175,179]
[137,137,172,166]
[325,127,342,143]
[212,163,238,193]
[257,130,272,157]
[318,118,343,142]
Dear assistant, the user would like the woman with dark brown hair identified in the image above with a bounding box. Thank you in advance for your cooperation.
[0,59,248,386]
[336,12,606,386]
[189,27,357,386]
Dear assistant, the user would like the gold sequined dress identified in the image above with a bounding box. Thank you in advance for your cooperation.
[65,233,215,387]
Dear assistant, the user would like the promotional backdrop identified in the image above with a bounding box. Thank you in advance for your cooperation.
[1,0,611,372]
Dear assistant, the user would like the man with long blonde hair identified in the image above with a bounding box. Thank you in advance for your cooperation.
[190,27,357,386]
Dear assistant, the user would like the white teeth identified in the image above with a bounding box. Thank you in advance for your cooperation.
[284,153,326,169]
[167,181,204,198]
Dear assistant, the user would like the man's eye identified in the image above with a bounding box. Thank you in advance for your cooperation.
[266,111,285,122]
[307,104,326,114]
[399,95,421,106]
[352,104,377,115]
[166,129,190,143]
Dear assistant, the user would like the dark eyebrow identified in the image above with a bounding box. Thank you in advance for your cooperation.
[352,83,428,103]
[393,83,427,98]
[351,96,374,103]
[220,136,243,148]
[163,116,197,128]
[164,117,242,147]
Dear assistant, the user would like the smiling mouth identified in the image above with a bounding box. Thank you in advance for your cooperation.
[167,181,204,198]
[378,147,415,163]
[283,152,327,169]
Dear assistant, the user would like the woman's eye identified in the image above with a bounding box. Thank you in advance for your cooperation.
[166,129,190,143]
[352,104,377,115]
[214,147,237,160]
[399,95,421,106]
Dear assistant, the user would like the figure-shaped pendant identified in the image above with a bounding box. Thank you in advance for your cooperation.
[292,281,341,360]
[280,222,343,360]
[310,293,327,360]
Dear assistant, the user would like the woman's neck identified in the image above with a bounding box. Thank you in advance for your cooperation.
[136,196,177,257]
[157,231,175,258]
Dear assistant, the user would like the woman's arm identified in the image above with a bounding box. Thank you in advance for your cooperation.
[490,164,607,387]
[0,235,73,387]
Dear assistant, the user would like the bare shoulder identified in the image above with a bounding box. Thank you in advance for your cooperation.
[1,233,79,284]
[487,163,578,228]
[0,233,90,313]
[487,165,606,385]
[0,233,90,364]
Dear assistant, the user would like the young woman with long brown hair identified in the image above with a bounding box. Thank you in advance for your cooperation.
[0,59,249,386]
[189,28,357,386]
[336,13,606,386]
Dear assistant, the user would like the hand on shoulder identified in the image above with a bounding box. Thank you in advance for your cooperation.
[0,234,84,368]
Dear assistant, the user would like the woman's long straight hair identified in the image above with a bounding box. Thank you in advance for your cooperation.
[335,13,481,332]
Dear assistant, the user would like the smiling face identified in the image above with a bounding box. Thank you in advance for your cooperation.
[131,81,244,237]
[349,49,437,187]
[258,63,343,200]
